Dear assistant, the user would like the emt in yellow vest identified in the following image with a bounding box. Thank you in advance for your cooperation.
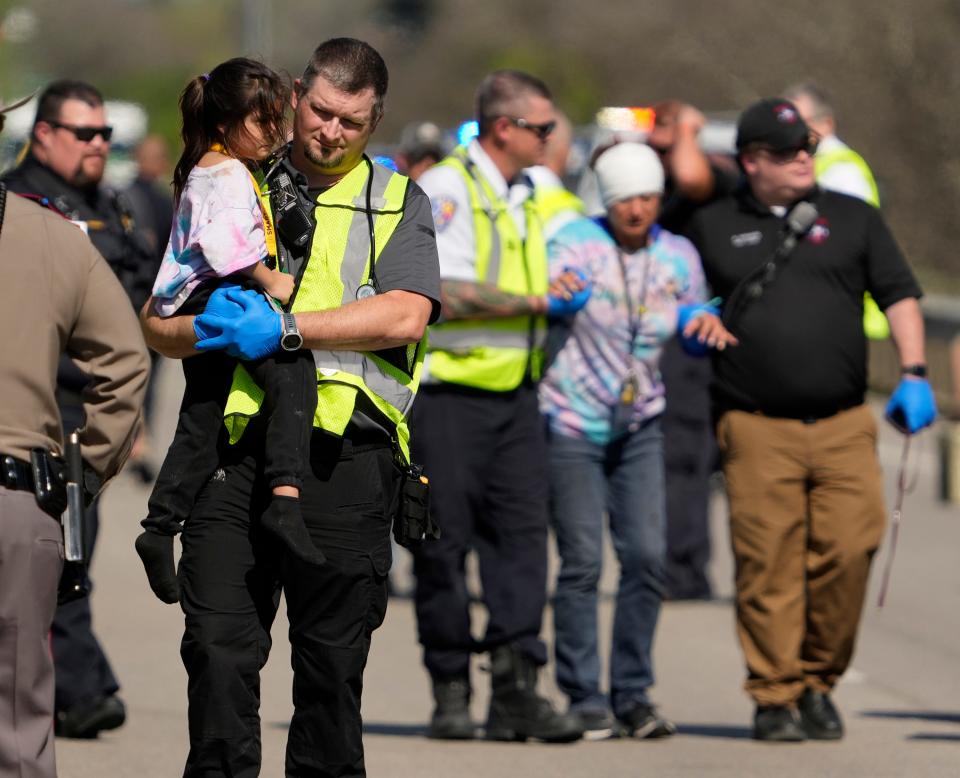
[140,38,440,776]
[785,82,888,339]
[411,70,584,745]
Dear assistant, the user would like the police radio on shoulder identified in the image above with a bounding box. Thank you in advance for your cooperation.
[280,312,303,351]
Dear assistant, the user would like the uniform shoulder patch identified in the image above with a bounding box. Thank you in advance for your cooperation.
[431,196,458,232]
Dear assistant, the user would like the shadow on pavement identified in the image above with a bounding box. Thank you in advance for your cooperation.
[363,722,428,737]
[675,723,752,739]
[269,721,429,738]
[907,733,960,742]
[860,710,960,724]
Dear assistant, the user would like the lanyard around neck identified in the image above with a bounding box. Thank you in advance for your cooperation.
[615,245,652,356]
[208,144,277,260]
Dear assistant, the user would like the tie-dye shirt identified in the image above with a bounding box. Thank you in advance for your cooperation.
[152,159,267,317]
[539,217,706,444]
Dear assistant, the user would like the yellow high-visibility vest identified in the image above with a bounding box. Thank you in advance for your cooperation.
[222,157,423,461]
[425,146,548,391]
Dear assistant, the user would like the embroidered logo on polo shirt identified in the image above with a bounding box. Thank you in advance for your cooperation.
[807,217,831,245]
[431,196,457,232]
[730,230,763,248]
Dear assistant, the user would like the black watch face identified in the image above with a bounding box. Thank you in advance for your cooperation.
[281,332,304,351]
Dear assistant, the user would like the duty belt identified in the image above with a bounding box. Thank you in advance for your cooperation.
[2,454,34,492]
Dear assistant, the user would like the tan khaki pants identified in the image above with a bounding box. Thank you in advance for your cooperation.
[0,486,63,778]
[717,405,885,706]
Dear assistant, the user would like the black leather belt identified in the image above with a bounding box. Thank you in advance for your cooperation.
[2,454,35,492]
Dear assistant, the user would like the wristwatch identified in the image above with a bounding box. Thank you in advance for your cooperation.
[901,364,928,378]
[280,312,303,351]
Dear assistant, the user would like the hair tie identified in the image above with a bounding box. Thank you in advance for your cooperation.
[201,73,210,82]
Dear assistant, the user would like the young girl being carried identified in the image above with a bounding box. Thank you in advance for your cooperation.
[136,58,323,604]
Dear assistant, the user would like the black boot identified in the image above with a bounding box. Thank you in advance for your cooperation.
[428,674,476,740]
[485,646,583,743]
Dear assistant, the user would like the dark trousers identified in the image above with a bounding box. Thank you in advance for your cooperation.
[660,339,715,600]
[179,425,396,778]
[52,502,120,712]
[410,383,549,679]
[54,402,119,712]
[143,287,317,535]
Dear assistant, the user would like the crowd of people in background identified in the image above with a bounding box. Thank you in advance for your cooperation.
[0,34,939,778]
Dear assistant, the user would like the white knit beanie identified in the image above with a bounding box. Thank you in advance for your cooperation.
[594,143,665,207]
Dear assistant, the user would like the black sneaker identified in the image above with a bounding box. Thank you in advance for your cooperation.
[797,689,844,740]
[55,694,126,739]
[574,708,619,741]
[616,702,676,739]
[753,705,807,742]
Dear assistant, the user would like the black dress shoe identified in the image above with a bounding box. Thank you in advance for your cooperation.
[798,689,844,740]
[753,705,807,742]
[55,694,127,739]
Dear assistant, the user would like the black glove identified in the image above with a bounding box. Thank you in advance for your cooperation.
[135,530,180,604]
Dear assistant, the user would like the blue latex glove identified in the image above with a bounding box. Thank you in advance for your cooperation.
[885,377,937,434]
[191,285,255,341]
[677,303,721,357]
[547,268,592,318]
[194,288,282,360]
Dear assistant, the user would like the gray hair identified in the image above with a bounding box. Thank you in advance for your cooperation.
[783,81,834,121]
[475,70,552,136]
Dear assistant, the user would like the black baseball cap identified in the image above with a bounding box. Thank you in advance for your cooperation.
[736,98,810,151]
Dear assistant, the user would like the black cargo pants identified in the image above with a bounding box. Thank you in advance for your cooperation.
[178,423,397,778]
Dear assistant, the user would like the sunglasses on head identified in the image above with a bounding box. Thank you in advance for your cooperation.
[756,137,819,164]
[48,120,113,142]
[505,116,556,140]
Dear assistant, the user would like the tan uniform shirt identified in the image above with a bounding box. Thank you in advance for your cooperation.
[0,191,149,482]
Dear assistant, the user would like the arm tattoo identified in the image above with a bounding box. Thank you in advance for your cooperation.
[440,280,541,322]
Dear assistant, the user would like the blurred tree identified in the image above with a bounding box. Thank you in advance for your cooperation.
[3,0,957,283]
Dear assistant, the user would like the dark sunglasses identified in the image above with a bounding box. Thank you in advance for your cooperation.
[506,116,556,140]
[756,138,819,164]
[48,120,113,142]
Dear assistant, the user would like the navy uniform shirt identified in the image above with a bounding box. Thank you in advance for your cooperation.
[686,185,922,418]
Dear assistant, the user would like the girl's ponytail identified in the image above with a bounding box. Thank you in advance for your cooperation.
[172,76,209,202]
[171,60,289,202]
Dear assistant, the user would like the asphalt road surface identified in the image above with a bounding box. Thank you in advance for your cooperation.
[54,360,960,777]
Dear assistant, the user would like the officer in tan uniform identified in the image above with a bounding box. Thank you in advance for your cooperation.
[0,95,149,778]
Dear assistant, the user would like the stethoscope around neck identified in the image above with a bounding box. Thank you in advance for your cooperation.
[355,155,379,301]
[264,149,380,302]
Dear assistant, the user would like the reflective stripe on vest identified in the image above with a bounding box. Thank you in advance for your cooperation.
[425,146,548,391]
[222,158,422,461]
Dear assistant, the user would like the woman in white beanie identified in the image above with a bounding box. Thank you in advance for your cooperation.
[540,142,734,741]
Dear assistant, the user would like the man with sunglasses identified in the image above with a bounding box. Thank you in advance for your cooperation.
[410,70,583,743]
[2,79,156,740]
[685,98,936,742]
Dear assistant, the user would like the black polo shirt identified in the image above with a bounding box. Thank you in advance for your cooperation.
[686,185,922,418]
